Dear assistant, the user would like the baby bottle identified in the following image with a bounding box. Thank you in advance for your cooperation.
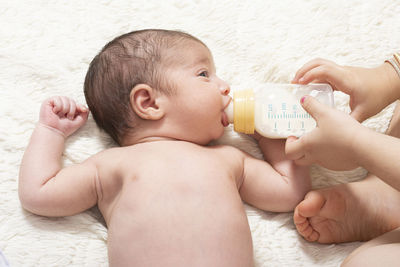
[224,83,334,138]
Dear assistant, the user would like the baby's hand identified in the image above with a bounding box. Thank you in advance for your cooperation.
[247,131,263,142]
[39,96,89,137]
[292,58,399,122]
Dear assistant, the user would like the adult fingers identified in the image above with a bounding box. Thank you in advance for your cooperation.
[300,95,330,122]
[296,64,340,86]
[292,58,334,83]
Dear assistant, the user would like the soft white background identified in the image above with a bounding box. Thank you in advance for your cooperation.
[1,0,399,266]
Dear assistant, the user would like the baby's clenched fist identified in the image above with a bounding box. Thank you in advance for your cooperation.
[39,96,89,137]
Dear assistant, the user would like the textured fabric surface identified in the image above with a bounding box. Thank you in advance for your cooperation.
[1,1,399,266]
[0,250,9,267]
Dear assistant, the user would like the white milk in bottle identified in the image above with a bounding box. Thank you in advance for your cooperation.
[224,83,334,138]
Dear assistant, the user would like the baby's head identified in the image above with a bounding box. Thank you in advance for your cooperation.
[84,29,231,146]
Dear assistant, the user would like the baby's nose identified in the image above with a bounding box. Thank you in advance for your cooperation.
[220,82,231,95]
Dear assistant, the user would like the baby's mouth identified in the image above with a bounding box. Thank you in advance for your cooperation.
[221,97,232,127]
[221,112,229,127]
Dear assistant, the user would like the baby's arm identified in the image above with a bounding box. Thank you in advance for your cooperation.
[239,136,310,212]
[19,96,98,217]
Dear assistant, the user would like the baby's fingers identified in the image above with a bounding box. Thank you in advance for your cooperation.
[52,96,71,118]
[66,100,89,122]
[67,99,77,120]
[72,107,89,127]
[77,104,89,114]
[51,96,63,114]
[50,96,87,120]
[285,136,305,160]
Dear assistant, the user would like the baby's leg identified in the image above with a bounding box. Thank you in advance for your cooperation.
[341,227,400,267]
[294,101,400,243]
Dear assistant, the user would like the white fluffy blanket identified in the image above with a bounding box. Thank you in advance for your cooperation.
[1,1,399,266]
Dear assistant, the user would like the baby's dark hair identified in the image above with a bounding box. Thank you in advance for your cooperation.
[84,29,205,145]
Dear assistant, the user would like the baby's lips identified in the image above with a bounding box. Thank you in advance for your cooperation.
[221,112,229,127]
[221,97,232,127]
[223,99,233,124]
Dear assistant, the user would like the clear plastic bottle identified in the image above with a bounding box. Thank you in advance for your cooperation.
[224,83,334,138]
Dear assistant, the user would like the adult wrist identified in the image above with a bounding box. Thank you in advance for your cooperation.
[384,54,400,101]
[350,125,375,169]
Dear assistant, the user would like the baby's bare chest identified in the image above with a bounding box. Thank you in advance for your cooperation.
[107,170,252,267]
[122,144,243,187]
[97,143,245,221]
[101,144,253,265]
[123,152,243,205]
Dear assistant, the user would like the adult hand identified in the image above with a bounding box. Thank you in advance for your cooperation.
[285,95,366,170]
[292,58,400,122]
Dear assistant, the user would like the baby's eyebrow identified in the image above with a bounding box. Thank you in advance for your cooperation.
[190,56,211,68]
[187,56,217,73]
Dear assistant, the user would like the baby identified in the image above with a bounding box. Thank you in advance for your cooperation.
[19,29,310,267]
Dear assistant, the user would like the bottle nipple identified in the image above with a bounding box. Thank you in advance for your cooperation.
[225,101,234,124]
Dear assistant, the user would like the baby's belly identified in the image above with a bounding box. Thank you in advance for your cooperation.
[106,182,254,267]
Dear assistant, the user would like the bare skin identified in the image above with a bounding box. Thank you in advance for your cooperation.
[294,173,400,243]
[287,58,400,244]
[19,103,309,267]
[99,141,256,266]
[342,227,400,267]
[19,38,310,267]
[294,103,400,243]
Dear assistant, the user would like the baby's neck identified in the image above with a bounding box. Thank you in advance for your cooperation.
[121,135,181,146]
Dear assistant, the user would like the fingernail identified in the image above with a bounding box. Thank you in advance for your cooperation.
[300,96,306,104]
[299,77,305,83]
[80,105,88,112]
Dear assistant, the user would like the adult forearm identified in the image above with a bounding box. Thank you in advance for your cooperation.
[381,62,400,103]
[354,127,400,190]
[19,124,66,198]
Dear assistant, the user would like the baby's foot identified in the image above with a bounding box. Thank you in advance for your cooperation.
[294,174,400,243]
[295,101,400,243]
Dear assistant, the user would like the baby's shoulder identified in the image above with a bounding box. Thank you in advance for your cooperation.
[87,145,141,164]
[207,144,246,159]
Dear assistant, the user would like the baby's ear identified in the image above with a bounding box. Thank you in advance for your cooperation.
[130,84,165,120]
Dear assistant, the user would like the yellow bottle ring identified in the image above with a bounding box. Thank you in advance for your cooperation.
[233,89,255,134]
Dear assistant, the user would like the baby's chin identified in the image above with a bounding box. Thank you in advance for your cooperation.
[209,127,227,144]
[192,133,225,146]
[179,124,227,145]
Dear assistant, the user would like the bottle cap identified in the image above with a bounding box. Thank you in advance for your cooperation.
[233,89,255,134]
